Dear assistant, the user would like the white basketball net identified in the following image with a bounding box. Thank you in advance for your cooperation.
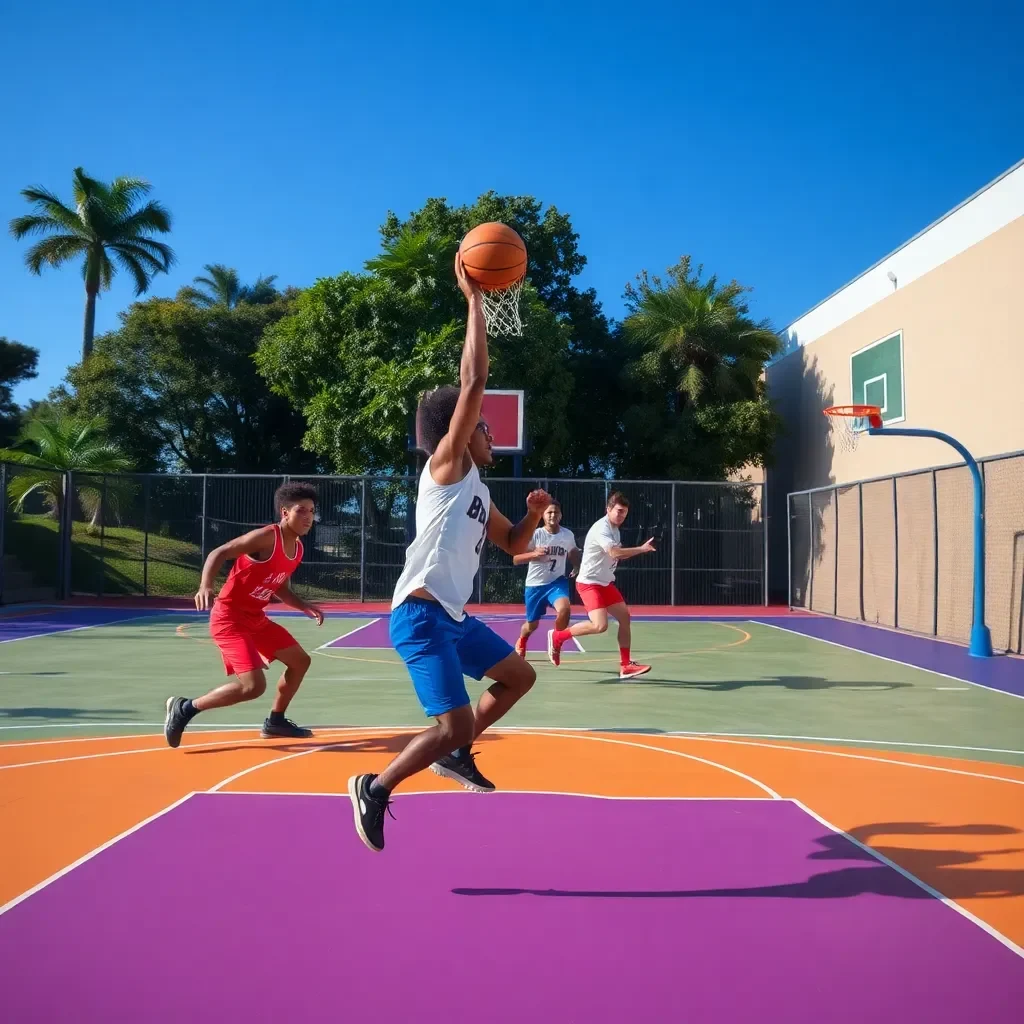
[481,277,525,337]
[825,413,868,453]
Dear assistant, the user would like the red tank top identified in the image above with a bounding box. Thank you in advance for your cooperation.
[212,525,303,626]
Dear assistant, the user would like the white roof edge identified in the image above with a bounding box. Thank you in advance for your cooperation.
[783,156,1024,333]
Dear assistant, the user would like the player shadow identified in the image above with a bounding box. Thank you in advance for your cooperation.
[0,671,67,677]
[183,731,502,756]
[588,674,911,692]
[452,825,1024,901]
[0,705,136,719]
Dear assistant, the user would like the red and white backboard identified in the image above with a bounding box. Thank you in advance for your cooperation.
[480,390,525,453]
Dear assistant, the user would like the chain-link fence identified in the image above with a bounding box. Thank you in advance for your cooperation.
[787,449,1024,653]
[3,469,767,607]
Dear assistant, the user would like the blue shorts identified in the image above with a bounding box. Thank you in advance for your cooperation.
[389,597,515,718]
[524,578,571,623]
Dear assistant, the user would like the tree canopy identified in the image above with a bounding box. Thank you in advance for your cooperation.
[0,337,39,447]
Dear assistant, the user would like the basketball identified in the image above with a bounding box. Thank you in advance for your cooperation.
[458,222,527,289]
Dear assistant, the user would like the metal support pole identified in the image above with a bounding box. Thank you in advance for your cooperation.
[858,483,865,621]
[892,476,899,629]
[762,480,769,606]
[786,493,792,609]
[932,470,939,636]
[833,490,839,616]
[670,484,677,606]
[868,426,992,656]
[807,491,814,610]
[0,463,6,603]
[200,475,208,567]
[61,472,73,599]
[359,478,367,603]
[98,476,107,598]
[143,477,151,597]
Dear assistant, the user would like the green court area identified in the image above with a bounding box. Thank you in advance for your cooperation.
[3,612,1023,768]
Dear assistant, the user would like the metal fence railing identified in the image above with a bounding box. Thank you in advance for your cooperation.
[1,467,767,607]
[787,448,1024,653]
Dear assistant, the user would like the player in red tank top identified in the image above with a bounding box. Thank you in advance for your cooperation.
[163,482,325,748]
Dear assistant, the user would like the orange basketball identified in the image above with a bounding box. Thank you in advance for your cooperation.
[458,222,527,289]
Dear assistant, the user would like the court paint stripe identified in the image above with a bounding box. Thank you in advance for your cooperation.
[754,619,1024,701]
[207,740,354,791]
[210,789,774,801]
[792,798,1024,959]
[315,618,381,650]
[0,792,197,917]
[0,613,166,644]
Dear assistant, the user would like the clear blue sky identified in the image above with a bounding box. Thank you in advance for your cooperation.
[3,0,1021,404]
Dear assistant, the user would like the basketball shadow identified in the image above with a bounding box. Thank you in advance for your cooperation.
[590,675,911,692]
[452,824,1024,901]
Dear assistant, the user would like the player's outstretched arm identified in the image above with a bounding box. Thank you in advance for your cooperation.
[194,526,276,610]
[607,538,657,562]
[431,253,487,486]
[487,489,554,556]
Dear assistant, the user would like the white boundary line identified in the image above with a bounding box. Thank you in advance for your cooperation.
[792,799,1024,959]
[0,792,197,917]
[206,789,772,801]
[206,740,355,792]
[315,618,381,651]
[753,619,1024,702]
[0,613,165,645]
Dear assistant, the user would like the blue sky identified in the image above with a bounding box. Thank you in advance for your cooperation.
[2,0,1021,404]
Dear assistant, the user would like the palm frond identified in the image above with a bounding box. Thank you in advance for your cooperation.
[23,235,88,273]
[108,177,153,217]
[11,191,86,236]
[109,241,169,277]
[111,248,151,295]
[117,200,173,238]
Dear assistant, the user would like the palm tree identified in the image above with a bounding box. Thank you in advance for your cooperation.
[177,263,279,307]
[9,168,174,360]
[0,413,133,527]
[622,256,781,411]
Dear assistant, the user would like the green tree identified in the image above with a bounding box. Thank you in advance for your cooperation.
[9,168,174,360]
[177,263,279,308]
[615,257,783,478]
[257,193,609,475]
[0,337,39,447]
[0,413,133,524]
[57,289,319,473]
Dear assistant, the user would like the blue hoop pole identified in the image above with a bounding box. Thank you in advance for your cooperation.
[867,426,993,657]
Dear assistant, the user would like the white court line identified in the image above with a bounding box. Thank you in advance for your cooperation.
[754,619,1024,701]
[792,799,1024,960]
[0,792,197,917]
[530,730,781,800]
[936,687,970,691]
[206,740,352,791]
[315,618,381,651]
[206,788,773,801]
[0,613,165,645]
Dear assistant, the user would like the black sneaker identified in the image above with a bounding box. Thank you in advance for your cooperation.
[348,774,393,853]
[260,717,314,739]
[163,696,190,748]
[429,747,495,793]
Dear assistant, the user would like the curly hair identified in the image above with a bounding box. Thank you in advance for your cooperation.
[415,385,462,455]
[274,481,318,515]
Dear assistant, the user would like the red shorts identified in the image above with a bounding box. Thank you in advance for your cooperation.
[209,613,299,676]
[576,582,626,612]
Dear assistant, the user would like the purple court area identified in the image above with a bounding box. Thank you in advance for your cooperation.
[0,607,162,643]
[326,615,583,652]
[764,615,1024,698]
[1,793,1021,1022]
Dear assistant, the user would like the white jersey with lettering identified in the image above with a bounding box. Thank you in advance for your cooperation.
[391,457,490,622]
[576,516,620,586]
[524,527,576,587]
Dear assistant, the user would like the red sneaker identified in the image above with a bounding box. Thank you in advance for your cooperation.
[546,629,561,667]
[619,661,651,679]
[515,637,527,659]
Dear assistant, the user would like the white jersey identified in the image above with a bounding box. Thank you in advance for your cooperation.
[524,527,576,587]
[577,516,620,586]
[391,458,490,622]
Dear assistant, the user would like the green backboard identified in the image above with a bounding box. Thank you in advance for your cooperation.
[851,331,904,425]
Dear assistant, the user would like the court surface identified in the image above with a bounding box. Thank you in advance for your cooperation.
[2,602,1023,1021]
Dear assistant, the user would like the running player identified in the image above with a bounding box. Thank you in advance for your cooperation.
[163,482,324,747]
[513,499,579,658]
[347,252,552,853]
[547,491,655,678]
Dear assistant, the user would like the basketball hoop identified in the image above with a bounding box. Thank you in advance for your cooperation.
[823,405,883,452]
[480,277,525,337]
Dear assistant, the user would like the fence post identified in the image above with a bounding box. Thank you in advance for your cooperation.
[359,478,367,603]
[892,476,899,629]
[762,481,769,606]
[670,483,677,606]
[200,475,209,567]
[62,471,73,599]
[143,476,151,598]
[932,470,939,636]
[98,476,107,598]
[0,463,6,603]
[786,493,792,609]
[857,483,865,621]
[834,490,839,616]
[807,492,814,610]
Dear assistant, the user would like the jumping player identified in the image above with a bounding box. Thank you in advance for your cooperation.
[163,482,324,747]
[547,491,655,678]
[513,500,579,658]
[347,252,552,853]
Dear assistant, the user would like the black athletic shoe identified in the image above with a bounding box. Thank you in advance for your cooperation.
[348,774,393,853]
[260,717,314,739]
[163,696,190,748]
[429,747,496,793]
